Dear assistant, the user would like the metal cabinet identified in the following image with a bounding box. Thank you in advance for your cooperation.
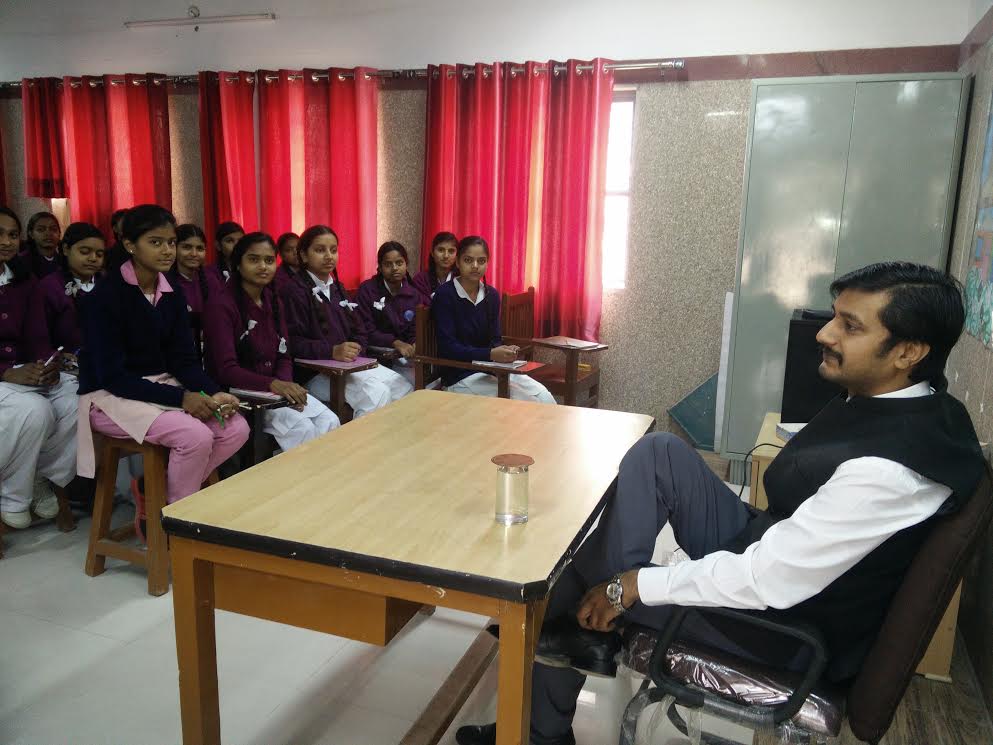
[721,74,970,459]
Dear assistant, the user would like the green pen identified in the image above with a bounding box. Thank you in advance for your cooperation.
[199,390,225,428]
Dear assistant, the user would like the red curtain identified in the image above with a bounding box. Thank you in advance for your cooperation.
[199,71,259,263]
[21,77,66,198]
[420,62,548,300]
[258,68,378,289]
[61,74,172,237]
[536,59,613,339]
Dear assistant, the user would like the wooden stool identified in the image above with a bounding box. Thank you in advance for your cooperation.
[0,485,76,559]
[84,436,217,596]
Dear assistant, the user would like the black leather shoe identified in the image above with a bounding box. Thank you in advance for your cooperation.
[535,616,621,678]
[455,723,576,745]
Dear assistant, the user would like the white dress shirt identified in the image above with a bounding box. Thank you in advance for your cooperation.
[453,277,486,306]
[0,264,12,286]
[307,270,335,301]
[637,381,952,610]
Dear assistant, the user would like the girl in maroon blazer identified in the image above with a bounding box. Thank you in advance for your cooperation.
[283,225,412,417]
[205,221,244,295]
[35,222,107,367]
[169,223,210,363]
[20,211,62,279]
[203,232,338,450]
[274,231,300,296]
[411,231,458,304]
[0,207,77,529]
[355,241,421,387]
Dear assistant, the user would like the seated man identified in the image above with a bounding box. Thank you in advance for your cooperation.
[458,262,985,745]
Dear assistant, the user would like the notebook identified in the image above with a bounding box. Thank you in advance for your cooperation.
[230,388,284,402]
[295,356,377,370]
[472,360,528,370]
[539,336,601,349]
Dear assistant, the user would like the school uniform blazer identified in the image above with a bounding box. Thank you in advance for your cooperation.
[204,263,230,297]
[411,269,454,305]
[431,279,502,387]
[355,275,419,348]
[35,270,97,352]
[171,269,208,360]
[284,274,368,366]
[203,283,292,392]
[0,259,52,377]
[78,264,219,408]
[274,264,298,296]
[19,247,60,279]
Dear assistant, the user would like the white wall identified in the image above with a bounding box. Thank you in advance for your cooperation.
[0,0,976,79]
[971,0,993,31]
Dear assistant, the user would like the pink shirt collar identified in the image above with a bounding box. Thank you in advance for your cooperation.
[120,260,173,306]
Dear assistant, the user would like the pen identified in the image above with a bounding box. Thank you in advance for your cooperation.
[199,390,226,428]
[43,346,64,367]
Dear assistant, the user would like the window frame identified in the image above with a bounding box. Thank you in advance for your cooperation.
[602,88,636,291]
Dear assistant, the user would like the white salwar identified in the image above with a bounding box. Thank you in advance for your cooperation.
[0,373,79,512]
[263,393,340,449]
[447,371,556,404]
[305,365,412,418]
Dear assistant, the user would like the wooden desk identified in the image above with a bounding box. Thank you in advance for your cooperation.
[162,390,655,744]
[295,357,379,422]
[749,411,960,681]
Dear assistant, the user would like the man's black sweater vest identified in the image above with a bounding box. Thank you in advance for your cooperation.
[728,389,983,681]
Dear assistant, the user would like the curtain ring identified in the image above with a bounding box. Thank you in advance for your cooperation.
[338,72,347,81]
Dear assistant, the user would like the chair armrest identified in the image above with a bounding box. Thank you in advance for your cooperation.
[648,607,828,726]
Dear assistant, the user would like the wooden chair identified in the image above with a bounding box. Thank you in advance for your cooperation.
[501,287,609,407]
[85,436,218,596]
[0,485,76,559]
[412,304,546,397]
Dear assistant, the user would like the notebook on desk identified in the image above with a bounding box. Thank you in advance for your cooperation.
[538,336,601,349]
[295,356,377,370]
[472,360,528,370]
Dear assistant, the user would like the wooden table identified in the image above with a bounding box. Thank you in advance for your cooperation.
[749,411,960,681]
[162,390,655,744]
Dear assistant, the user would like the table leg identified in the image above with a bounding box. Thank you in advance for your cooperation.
[564,349,579,407]
[495,599,547,745]
[171,538,220,745]
[497,374,510,399]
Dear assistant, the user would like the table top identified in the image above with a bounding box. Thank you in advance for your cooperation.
[295,357,379,375]
[753,412,785,460]
[162,390,655,600]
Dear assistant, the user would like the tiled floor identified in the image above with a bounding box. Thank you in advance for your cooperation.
[3,509,991,745]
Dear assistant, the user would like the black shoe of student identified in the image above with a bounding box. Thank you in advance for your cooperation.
[534,616,621,678]
[455,723,575,745]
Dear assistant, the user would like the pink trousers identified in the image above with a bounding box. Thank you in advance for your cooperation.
[90,408,249,504]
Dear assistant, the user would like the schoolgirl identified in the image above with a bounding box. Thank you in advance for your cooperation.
[0,207,78,528]
[35,222,106,361]
[168,223,210,359]
[20,211,62,279]
[205,221,245,294]
[284,225,412,417]
[355,241,421,387]
[274,231,301,295]
[411,231,458,303]
[77,205,248,535]
[203,232,339,450]
[432,235,555,403]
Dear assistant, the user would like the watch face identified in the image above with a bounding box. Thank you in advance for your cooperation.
[606,582,621,602]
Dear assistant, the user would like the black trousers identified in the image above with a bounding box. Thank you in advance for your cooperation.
[529,433,756,744]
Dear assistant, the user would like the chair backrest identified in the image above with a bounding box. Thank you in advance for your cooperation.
[416,304,438,358]
[846,463,993,743]
[501,287,535,340]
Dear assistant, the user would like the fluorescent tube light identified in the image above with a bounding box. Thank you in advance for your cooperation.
[125,12,276,29]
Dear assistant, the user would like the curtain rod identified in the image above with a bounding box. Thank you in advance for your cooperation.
[0,59,685,89]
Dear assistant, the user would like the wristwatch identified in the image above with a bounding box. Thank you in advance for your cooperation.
[605,573,626,614]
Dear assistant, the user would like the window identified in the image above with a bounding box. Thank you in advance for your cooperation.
[602,91,635,290]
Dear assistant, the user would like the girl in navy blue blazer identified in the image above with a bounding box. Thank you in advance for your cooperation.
[77,205,248,537]
[432,236,554,403]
